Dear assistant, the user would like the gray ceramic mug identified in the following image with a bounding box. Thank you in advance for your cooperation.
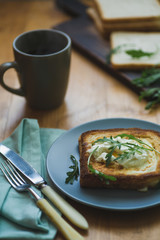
[0,29,71,110]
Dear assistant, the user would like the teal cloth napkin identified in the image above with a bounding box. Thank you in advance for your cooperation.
[0,118,66,240]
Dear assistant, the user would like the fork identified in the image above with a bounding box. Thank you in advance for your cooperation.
[0,161,85,240]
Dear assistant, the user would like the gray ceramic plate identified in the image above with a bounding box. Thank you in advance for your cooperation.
[46,118,160,210]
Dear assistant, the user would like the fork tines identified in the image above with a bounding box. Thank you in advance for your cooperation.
[0,160,29,190]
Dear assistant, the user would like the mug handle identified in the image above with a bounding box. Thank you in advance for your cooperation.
[0,61,24,96]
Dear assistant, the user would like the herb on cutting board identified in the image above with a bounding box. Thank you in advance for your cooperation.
[106,45,157,63]
[139,87,160,110]
[132,68,160,87]
[65,155,79,184]
[132,67,160,110]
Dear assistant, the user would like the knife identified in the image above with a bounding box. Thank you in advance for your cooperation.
[0,144,88,230]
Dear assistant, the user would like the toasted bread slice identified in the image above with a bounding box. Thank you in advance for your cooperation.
[94,0,160,23]
[110,31,160,69]
[79,128,160,190]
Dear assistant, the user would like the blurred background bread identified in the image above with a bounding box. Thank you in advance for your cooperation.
[87,0,160,35]
[110,31,160,69]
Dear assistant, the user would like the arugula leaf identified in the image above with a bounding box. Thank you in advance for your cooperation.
[132,68,160,87]
[115,133,160,154]
[87,148,117,184]
[116,133,150,148]
[106,45,122,64]
[105,146,116,166]
[115,151,136,163]
[88,164,117,184]
[87,146,99,165]
[94,136,115,145]
[65,155,79,184]
[125,49,155,58]
[114,134,160,161]
[132,67,160,110]
[139,88,160,110]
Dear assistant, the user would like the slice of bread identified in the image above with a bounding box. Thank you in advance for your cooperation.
[79,128,160,190]
[94,0,160,23]
[87,8,160,34]
[110,31,160,69]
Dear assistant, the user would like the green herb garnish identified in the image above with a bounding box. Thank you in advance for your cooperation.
[65,155,79,184]
[125,49,156,58]
[116,133,156,151]
[87,146,117,184]
[139,87,160,110]
[92,136,121,166]
[115,133,160,160]
[106,45,157,63]
[90,134,160,167]
[88,164,117,184]
[132,67,160,110]
[132,68,160,88]
[105,146,117,166]
[106,45,122,64]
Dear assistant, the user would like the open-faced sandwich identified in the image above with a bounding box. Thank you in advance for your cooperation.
[79,128,160,190]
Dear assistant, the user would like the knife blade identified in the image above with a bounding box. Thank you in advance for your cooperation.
[0,144,88,230]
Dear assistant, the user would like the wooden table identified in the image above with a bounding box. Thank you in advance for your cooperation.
[0,1,160,240]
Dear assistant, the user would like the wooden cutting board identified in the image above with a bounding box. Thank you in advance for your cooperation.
[54,0,143,94]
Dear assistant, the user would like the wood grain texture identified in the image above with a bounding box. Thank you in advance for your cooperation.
[1,1,160,239]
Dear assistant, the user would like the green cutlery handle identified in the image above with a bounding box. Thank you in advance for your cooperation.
[37,198,84,240]
[41,185,88,230]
